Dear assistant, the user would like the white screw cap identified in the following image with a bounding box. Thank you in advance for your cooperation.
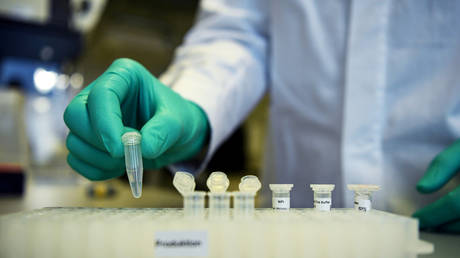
[239,175,261,193]
[206,171,230,193]
[173,171,196,196]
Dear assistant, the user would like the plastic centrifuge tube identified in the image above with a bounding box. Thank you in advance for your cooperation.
[347,184,380,212]
[207,172,231,218]
[310,184,335,211]
[269,184,294,210]
[173,171,196,196]
[233,175,260,218]
[233,192,256,217]
[183,191,206,217]
[206,171,230,193]
[208,192,231,218]
[122,132,143,198]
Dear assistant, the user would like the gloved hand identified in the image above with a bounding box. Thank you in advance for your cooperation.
[413,140,460,233]
[63,58,209,180]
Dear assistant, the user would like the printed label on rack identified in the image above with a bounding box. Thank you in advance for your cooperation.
[354,199,371,212]
[154,231,208,257]
[314,198,331,211]
[273,197,290,210]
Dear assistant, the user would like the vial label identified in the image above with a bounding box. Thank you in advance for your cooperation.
[354,199,371,212]
[314,198,331,211]
[272,197,290,210]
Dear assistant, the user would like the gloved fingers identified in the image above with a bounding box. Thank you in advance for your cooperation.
[140,110,182,159]
[413,186,460,230]
[67,153,124,181]
[66,133,125,171]
[417,140,460,193]
[63,85,107,152]
[158,141,204,165]
[86,59,148,158]
[437,219,460,234]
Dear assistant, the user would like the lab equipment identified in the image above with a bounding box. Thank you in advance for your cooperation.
[183,191,206,217]
[121,132,143,198]
[173,171,196,196]
[206,171,230,193]
[269,184,293,210]
[0,207,433,258]
[347,184,380,212]
[310,184,335,211]
[208,192,231,218]
[239,175,261,193]
[233,191,256,218]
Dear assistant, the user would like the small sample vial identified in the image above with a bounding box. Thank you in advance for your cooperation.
[121,132,143,198]
[269,184,294,210]
[347,184,380,212]
[173,171,196,196]
[310,184,335,211]
[233,192,256,218]
[208,192,231,218]
[183,191,206,217]
[206,171,230,193]
[239,175,262,193]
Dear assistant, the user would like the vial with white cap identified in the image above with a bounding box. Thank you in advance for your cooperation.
[310,184,335,211]
[269,184,294,210]
[173,171,196,196]
[121,132,143,198]
[347,184,380,212]
[207,172,231,218]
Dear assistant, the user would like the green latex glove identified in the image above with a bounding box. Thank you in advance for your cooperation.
[413,140,460,233]
[63,58,209,180]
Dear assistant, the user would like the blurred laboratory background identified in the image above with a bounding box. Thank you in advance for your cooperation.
[0,0,269,214]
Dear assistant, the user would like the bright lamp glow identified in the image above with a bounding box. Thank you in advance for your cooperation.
[33,68,58,94]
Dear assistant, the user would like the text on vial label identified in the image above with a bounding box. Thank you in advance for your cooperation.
[272,197,290,210]
[314,198,331,211]
[354,199,371,212]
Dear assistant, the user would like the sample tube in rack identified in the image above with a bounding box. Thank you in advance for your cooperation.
[173,171,196,196]
[208,192,231,218]
[207,172,231,218]
[183,191,206,217]
[347,184,380,212]
[310,184,335,211]
[122,132,143,198]
[233,192,256,218]
[233,175,260,218]
[269,184,294,210]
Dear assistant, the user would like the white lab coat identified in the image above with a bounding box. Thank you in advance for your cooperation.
[161,0,460,215]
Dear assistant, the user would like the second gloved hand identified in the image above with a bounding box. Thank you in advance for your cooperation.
[64,58,209,180]
[413,140,460,233]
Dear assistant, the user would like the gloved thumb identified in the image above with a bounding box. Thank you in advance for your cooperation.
[140,110,182,159]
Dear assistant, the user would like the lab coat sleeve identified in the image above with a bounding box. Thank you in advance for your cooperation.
[160,0,269,174]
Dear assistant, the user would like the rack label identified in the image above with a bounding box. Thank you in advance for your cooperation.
[273,197,290,210]
[154,231,208,257]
